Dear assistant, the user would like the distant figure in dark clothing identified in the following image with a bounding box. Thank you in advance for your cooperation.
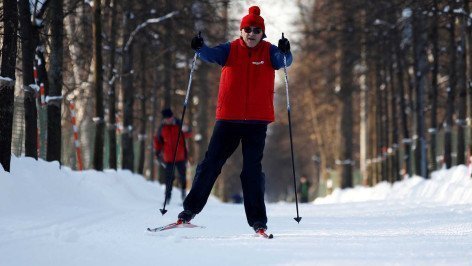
[153,108,191,202]
[298,175,311,203]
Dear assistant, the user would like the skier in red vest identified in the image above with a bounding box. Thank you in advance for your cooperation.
[154,108,191,203]
[177,6,292,234]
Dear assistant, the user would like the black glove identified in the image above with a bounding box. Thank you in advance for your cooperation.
[191,34,204,51]
[155,153,167,168]
[278,36,290,54]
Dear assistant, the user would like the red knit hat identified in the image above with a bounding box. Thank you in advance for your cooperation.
[240,6,265,32]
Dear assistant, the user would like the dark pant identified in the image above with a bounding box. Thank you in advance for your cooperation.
[183,121,268,229]
[165,160,187,200]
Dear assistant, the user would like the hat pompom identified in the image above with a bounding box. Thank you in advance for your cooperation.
[240,5,265,32]
[248,6,260,15]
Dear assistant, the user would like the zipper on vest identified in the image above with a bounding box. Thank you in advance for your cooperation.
[245,50,252,120]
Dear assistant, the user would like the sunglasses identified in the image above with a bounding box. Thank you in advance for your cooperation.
[243,27,262,34]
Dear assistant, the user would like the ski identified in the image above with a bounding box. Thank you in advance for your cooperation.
[147,221,204,232]
[148,221,272,239]
[255,229,274,239]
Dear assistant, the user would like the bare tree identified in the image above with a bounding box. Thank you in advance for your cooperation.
[47,0,64,163]
[412,3,429,178]
[162,0,174,108]
[120,1,135,171]
[465,0,472,172]
[106,0,119,170]
[444,0,457,169]
[0,0,18,172]
[396,27,412,178]
[429,0,440,171]
[388,45,400,182]
[92,0,105,170]
[137,43,147,175]
[456,0,469,166]
[338,1,358,188]
[18,0,38,159]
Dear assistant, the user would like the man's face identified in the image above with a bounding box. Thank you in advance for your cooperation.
[241,26,263,48]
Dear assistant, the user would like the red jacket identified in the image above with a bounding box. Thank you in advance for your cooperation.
[216,39,275,122]
[153,118,191,163]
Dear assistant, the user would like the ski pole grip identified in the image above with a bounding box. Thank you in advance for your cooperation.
[198,31,201,38]
[282,32,284,39]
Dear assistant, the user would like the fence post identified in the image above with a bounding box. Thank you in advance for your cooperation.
[33,64,48,160]
[69,101,83,170]
[33,66,41,158]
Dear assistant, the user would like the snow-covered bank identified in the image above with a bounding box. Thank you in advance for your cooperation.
[1,157,472,266]
[0,157,162,214]
[315,166,472,205]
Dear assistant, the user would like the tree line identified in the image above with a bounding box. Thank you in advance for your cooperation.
[1,0,226,171]
[289,0,472,194]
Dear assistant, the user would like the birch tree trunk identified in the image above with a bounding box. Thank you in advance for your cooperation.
[65,2,94,169]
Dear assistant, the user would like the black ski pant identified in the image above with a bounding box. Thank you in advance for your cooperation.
[183,121,268,229]
[165,160,187,200]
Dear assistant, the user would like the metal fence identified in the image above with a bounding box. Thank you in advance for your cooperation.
[11,94,48,159]
[11,96,25,156]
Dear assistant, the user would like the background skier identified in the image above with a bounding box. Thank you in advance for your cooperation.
[154,108,191,203]
[298,175,311,203]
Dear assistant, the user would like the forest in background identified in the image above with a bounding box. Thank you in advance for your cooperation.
[1,0,471,202]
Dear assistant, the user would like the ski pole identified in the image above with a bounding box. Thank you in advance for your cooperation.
[160,32,200,215]
[281,33,302,223]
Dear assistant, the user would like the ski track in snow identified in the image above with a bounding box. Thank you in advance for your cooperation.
[1,157,472,265]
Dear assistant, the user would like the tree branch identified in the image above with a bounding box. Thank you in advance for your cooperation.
[123,11,179,52]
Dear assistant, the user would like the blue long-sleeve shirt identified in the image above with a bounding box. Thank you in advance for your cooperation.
[197,41,293,69]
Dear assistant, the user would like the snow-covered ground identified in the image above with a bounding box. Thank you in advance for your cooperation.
[1,157,472,266]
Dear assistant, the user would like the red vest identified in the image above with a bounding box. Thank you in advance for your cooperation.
[153,118,190,163]
[216,39,275,122]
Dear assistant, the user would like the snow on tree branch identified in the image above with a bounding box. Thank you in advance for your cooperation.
[30,0,49,20]
[123,11,179,52]
[0,77,15,89]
